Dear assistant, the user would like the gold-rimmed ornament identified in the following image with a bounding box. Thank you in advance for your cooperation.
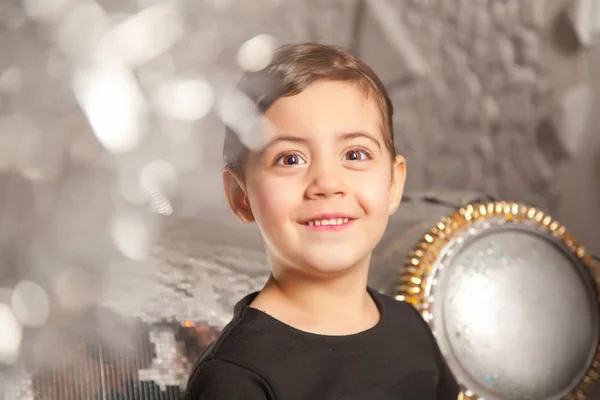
[396,201,600,400]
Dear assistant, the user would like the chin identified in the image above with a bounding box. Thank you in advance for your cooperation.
[296,251,370,277]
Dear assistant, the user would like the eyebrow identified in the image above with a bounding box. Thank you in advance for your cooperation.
[259,135,308,155]
[339,131,382,150]
[260,131,382,154]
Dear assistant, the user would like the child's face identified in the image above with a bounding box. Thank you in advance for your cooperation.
[224,80,406,277]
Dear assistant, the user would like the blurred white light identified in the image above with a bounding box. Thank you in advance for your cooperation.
[0,67,23,95]
[151,78,214,121]
[0,304,21,365]
[11,280,50,328]
[567,0,600,47]
[73,62,148,154]
[237,34,277,72]
[54,267,98,310]
[216,89,272,151]
[100,1,185,67]
[21,0,71,24]
[56,0,110,57]
[110,212,152,261]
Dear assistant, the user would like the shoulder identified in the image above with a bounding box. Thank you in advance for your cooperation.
[189,306,262,367]
[185,306,278,398]
[184,306,272,398]
[184,359,273,400]
[372,290,426,324]
[372,290,436,343]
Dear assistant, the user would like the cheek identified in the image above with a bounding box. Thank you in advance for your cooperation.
[356,170,392,214]
[247,176,298,224]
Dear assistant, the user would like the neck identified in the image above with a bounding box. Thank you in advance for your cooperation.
[253,256,379,334]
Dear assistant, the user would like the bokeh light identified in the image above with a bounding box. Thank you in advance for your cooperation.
[110,211,153,261]
[11,280,50,328]
[73,61,149,154]
[0,304,22,365]
[151,77,214,121]
[237,34,277,72]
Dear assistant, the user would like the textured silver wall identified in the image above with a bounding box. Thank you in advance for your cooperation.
[0,0,592,233]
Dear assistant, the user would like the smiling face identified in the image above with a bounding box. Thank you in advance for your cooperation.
[224,80,406,278]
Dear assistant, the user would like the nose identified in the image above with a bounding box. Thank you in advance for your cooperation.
[305,160,347,199]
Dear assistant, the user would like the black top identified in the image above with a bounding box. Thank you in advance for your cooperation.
[185,288,459,400]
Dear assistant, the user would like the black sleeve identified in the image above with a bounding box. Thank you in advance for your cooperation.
[404,303,460,399]
[184,359,272,400]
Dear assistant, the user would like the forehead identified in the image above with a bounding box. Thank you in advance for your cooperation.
[263,80,382,141]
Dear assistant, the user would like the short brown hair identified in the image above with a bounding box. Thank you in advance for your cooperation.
[223,42,395,173]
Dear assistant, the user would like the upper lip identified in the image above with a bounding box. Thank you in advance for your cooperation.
[299,213,356,224]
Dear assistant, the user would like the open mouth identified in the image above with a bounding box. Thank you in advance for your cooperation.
[305,218,350,227]
[299,215,357,230]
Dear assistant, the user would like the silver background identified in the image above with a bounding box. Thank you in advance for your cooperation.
[1,0,600,398]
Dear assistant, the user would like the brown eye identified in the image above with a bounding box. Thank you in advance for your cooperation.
[276,152,306,166]
[344,149,370,161]
[284,155,298,165]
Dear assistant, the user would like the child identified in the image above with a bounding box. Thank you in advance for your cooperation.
[184,43,459,400]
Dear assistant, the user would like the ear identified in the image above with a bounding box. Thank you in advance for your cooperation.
[389,155,406,215]
[223,168,255,223]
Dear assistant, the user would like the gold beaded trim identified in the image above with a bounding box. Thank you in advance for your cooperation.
[394,201,600,400]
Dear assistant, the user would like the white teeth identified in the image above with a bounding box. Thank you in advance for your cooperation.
[306,218,350,226]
